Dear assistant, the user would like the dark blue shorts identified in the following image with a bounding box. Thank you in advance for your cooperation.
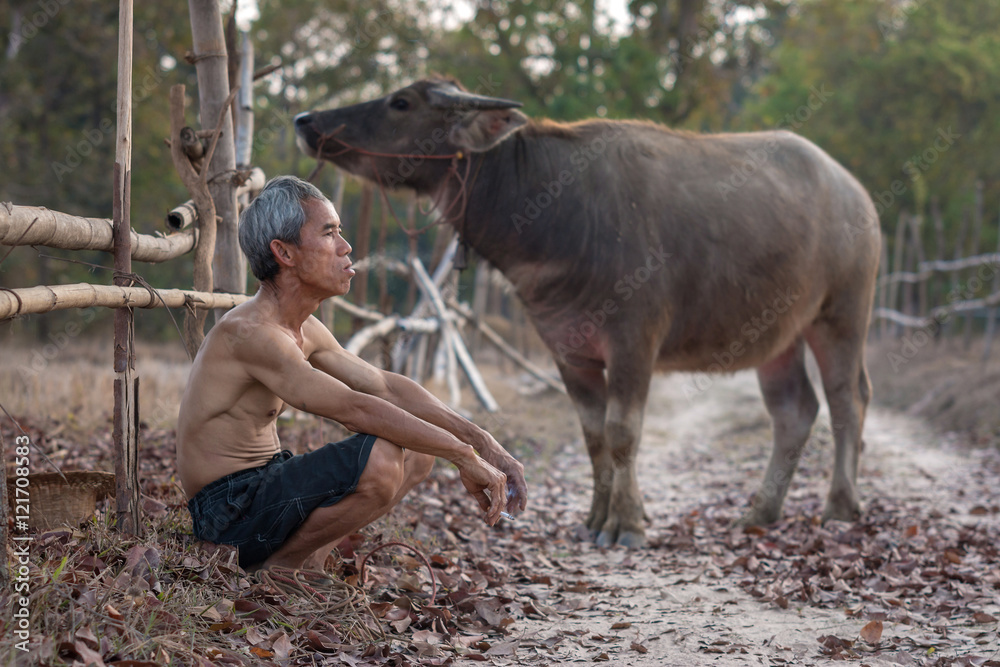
[187,433,377,567]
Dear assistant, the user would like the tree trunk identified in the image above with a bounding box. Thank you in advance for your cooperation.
[187,0,243,299]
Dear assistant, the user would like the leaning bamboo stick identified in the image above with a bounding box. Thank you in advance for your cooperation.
[448,298,567,395]
[0,204,197,262]
[412,257,499,413]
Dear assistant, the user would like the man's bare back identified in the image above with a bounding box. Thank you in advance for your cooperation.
[176,176,526,571]
[177,299,302,498]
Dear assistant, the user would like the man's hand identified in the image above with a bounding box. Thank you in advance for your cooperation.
[456,456,508,526]
[472,432,527,516]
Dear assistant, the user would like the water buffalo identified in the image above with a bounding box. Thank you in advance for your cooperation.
[294,78,881,547]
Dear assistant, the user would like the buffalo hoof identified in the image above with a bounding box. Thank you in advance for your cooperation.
[595,529,645,549]
[821,502,861,523]
[731,507,780,529]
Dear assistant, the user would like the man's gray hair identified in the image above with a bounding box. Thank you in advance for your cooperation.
[239,175,328,283]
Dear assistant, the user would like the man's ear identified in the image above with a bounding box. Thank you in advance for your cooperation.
[270,238,295,269]
[450,108,528,152]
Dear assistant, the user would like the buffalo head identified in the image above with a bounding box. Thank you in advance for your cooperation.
[294,79,527,194]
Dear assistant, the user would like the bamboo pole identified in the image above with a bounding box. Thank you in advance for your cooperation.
[0,284,248,319]
[1,205,197,261]
[878,252,1000,285]
[112,0,140,535]
[873,288,1000,329]
[0,284,380,320]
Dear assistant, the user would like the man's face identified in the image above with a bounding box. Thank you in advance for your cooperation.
[287,197,355,297]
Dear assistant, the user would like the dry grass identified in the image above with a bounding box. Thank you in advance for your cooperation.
[867,335,1000,445]
[1,339,191,432]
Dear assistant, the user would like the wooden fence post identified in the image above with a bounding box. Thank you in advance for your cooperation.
[931,197,947,343]
[982,202,1000,363]
[945,207,970,340]
[877,232,889,340]
[910,215,929,319]
[888,211,908,337]
[113,0,140,535]
[963,181,984,349]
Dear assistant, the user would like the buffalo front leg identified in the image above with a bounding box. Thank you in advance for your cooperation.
[595,356,654,548]
[738,337,819,526]
[556,362,611,539]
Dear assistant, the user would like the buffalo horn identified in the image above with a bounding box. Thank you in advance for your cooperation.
[427,85,523,111]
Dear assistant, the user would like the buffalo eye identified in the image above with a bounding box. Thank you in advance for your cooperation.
[390,97,410,111]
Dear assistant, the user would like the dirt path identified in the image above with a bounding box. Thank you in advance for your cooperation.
[454,368,1000,666]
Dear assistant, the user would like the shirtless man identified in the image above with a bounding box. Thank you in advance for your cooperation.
[176,175,526,572]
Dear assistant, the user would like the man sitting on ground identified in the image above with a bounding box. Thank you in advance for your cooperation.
[176,175,526,572]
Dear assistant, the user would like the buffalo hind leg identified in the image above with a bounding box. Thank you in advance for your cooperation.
[597,354,654,548]
[738,337,819,526]
[555,362,612,539]
[806,323,871,522]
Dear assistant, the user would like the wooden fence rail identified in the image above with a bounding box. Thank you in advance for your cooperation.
[1,205,197,262]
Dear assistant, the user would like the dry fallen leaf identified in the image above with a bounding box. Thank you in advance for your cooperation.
[859,620,883,644]
[972,612,998,624]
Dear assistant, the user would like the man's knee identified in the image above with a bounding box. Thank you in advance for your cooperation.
[357,441,404,506]
[411,452,435,483]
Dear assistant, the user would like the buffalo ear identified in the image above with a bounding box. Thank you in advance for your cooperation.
[450,108,528,152]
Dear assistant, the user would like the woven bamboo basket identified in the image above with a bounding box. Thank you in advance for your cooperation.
[6,471,115,532]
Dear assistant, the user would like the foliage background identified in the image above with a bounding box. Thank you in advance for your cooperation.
[1,0,998,341]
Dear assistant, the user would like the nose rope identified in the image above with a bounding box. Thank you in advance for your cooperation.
[310,128,478,249]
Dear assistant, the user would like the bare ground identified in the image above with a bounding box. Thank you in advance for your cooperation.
[446,362,1000,666]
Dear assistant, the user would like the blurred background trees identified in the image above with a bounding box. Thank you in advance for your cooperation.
[2,0,998,340]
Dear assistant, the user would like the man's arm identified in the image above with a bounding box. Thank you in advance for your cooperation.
[305,317,527,513]
[233,319,510,524]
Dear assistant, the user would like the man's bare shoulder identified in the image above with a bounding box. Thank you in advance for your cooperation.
[202,299,296,360]
[301,314,342,355]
